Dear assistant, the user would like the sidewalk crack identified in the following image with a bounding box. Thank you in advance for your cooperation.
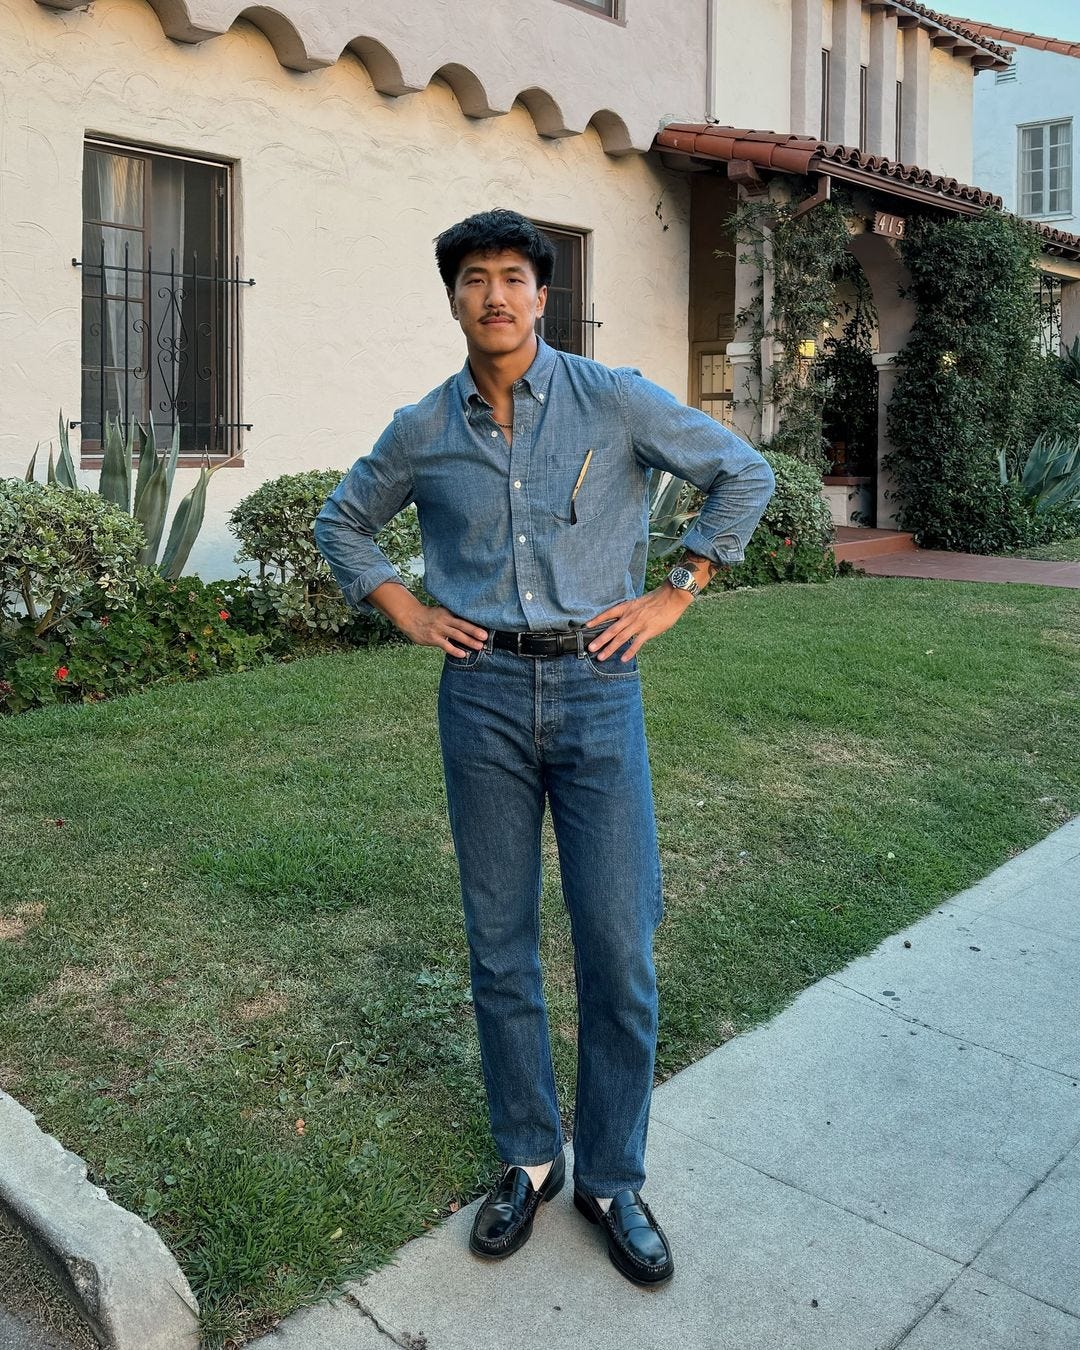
[343,1292,428,1349]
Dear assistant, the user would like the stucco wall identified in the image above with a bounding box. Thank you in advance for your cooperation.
[32,0,709,152]
[709,0,792,132]
[1,0,691,579]
[973,47,1079,235]
[927,46,974,181]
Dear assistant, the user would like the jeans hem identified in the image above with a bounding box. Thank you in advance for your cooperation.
[501,1147,564,1168]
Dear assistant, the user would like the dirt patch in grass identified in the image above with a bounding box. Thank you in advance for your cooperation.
[0,902,46,942]
[801,732,910,773]
[236,993,290,1022]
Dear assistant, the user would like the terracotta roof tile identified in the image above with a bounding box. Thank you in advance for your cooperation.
[887,3,1013,60]
[950,17,1080,58]
[656,123,1080,258]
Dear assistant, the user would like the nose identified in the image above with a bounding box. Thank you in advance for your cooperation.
[485,279,507,310]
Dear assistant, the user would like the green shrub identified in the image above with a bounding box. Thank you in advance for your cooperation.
[228,470,423,640]
[645,449,836,590]
[1,478,144,638]
[0,570,268,715]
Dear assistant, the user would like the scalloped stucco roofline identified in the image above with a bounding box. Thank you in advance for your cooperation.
[33,0,661,154]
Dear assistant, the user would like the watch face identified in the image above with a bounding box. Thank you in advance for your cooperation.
[669,567,695,591]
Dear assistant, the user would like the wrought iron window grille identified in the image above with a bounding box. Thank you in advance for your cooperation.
[72,243,254,452]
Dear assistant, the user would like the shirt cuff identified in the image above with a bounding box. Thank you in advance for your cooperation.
[343,561,407,615]
[680,526,745,568]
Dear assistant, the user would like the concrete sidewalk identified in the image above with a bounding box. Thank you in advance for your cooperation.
[253,818,1080,1350]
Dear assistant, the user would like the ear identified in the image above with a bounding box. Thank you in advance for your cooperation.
[447,286,459,319]
[535,284,548,318]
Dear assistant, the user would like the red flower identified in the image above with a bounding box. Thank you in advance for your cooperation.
[218,609,230,621]
[784,537,793,547]
[99,615,110,627]
[56,666,69,680]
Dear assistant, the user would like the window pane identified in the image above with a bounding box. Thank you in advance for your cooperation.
[536,227,584,356]
[82,298,146,372]
[82,223,145,299]
[83,149,144,226]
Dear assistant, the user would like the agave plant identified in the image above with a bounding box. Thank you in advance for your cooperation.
[647,471,701,559]
[1017,430,1080,514]
[26,413,240,578]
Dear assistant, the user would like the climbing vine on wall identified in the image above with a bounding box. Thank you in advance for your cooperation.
[886,208,1079,553]
[726,189,858,469]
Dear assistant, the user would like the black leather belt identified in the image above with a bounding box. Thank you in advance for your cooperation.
[490,625,609,657]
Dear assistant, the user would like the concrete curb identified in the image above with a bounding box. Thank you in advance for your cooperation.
[0,1092,200,1350]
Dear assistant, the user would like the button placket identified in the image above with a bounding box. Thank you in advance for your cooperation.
[508,387,542,622]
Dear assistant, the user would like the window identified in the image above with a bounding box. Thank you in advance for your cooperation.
[557,0,620,15]
[821,49,831,140]
[1019,120,1073,217]
[535,226,588,356]
[895,80,903,161]
[859,65,869,152]
[80,141,243,456]
[695,348,734,428]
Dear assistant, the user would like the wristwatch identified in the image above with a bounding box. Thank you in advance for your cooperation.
[666,565,701,598]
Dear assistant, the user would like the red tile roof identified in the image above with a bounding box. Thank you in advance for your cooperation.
[656,123,1080,258]
[886,3,1013,62]
[950,17,1080,58]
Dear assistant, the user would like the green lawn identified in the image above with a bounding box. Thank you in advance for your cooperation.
[2,574,1078,1345]
[1010,536,1080,562]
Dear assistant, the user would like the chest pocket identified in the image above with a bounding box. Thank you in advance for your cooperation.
[546,446,617,525]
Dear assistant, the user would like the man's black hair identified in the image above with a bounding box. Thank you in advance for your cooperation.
[435,209,557,290]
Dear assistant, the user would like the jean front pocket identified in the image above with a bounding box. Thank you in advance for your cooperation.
[443,645,488,672]
[584,647,639,680]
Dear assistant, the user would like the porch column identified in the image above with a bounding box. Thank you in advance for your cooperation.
[790,0,824,139]
[867,6,899,159]
[873,352,902,529]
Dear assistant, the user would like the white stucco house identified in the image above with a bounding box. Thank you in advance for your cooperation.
[2,0,1078,572]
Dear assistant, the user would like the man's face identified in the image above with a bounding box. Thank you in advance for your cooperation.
[449,249,548,358]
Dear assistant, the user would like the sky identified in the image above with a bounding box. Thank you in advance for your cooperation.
[953,0,1080,41]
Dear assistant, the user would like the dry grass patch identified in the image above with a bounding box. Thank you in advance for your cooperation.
[236,992,290,1022]
[800,731,911,774]
[0,901,46,942]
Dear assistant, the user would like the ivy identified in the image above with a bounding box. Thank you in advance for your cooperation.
[886,209,1080,553]
[726,189,862,469]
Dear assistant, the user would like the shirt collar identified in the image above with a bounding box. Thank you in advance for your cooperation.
[458,336,557,418]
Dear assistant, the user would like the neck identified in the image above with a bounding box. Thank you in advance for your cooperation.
[467,334,539,407]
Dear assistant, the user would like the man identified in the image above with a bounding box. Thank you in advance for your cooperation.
[315,209,773,1287]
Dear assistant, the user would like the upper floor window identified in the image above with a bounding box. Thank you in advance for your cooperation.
[535,226,588,357]
[1019,120,1073,217]
[80,141,245,457]
[557,0,621,15]
[859,66,869,152]
[820,49,831,140]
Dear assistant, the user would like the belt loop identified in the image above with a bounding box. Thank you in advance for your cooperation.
[485,631,494,653]
[516,632,524,656]
[575,629,585,659]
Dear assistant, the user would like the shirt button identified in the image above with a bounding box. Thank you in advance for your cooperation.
[537,393,545,402]
[525,591,533,601]
[513,480,522,489]
[491,430,498,438]
[518,535,526,543]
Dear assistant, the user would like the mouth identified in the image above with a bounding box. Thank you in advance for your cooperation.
[481,315,514,325]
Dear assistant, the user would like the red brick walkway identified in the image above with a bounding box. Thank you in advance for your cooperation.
[856,550,1080,589]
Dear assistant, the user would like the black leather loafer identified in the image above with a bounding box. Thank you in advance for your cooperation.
[469,1151,566,1259]
[574,1187,674,1286]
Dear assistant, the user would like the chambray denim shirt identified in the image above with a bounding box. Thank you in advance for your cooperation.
[315,338,774,632]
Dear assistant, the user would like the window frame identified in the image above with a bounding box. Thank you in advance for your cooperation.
[820,49,832,141]
[1017,118,1073,220]
[532,222,592,359]
[79,137,243,467]
[552,0,625,22]
[859,65,869,152]
[895,80,903,161]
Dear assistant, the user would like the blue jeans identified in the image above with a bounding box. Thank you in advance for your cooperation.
[437,638,663,1198]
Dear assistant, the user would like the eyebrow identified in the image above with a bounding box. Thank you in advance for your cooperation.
[460,263,530,278]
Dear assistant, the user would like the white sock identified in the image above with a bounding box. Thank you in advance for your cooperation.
[595,1197,612,1212]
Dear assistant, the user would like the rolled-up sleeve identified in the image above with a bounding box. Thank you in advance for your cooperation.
[619,369,774,565]
[314,417,415,612]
